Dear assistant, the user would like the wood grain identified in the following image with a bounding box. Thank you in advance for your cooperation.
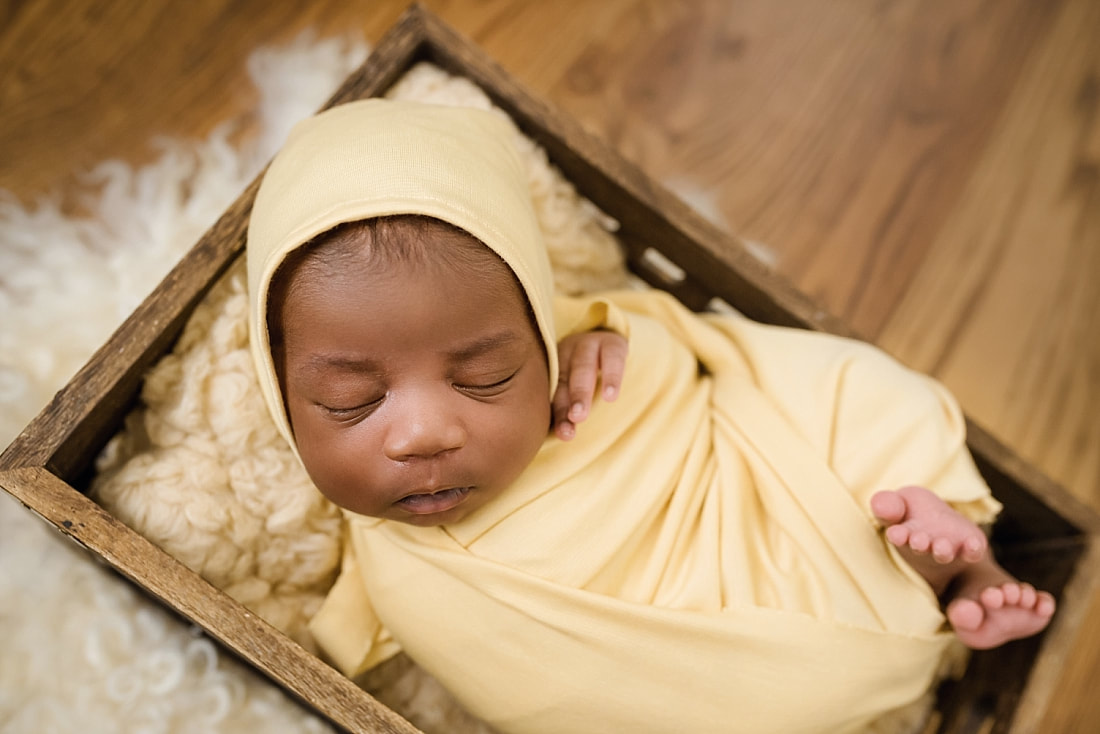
[2,0,1098,731]
[1,467,419,734]
[878,0,1100,506]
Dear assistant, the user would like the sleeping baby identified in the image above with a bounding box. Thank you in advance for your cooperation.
[246,99,1053,734]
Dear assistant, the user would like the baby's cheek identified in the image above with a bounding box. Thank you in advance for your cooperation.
[295,428,362,505]
[503,405,551,480]
[311,463,381,516]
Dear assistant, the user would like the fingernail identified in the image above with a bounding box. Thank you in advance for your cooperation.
[603,385,618,400]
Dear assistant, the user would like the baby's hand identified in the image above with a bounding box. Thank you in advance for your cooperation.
[552,330,628,441]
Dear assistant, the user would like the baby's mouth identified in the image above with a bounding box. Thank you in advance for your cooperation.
[396,486,473,515]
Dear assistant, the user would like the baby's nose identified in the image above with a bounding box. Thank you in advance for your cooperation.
[383,399,467,462]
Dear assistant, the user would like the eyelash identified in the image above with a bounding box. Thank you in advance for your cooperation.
[322,397,383,421]
[320,370,518,419]
[455,370,518,395]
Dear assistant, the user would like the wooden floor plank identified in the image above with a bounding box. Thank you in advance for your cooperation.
[879,0,1100,504]
[535,0,1064,338]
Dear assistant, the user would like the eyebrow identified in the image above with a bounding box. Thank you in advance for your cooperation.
[301,329,524,375]
[446,329,524,362]
[303,353,383,375]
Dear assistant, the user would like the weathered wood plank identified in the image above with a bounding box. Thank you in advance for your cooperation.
[0,466,421,734]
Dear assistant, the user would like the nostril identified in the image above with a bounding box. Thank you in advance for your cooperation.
[392,445,460,463]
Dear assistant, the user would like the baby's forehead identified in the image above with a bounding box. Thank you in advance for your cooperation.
[304,216,499,273]
[273,216,528,317]
[274,227,542,364]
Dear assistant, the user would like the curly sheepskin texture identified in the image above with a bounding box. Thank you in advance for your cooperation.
[3,36,947,734]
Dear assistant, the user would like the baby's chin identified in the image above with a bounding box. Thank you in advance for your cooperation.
[393,512,466,527]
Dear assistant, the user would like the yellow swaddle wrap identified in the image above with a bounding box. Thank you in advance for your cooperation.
[247,100,1001,733]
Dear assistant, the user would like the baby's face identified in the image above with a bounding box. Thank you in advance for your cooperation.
[277,244,551,526]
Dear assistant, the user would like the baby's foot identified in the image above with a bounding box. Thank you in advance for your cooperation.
[871,486,1056,649]
[946,572,1056,650]
[870,485,987,594]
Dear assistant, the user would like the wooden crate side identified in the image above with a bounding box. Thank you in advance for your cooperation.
[969,419,1100,542]
[0,193,251,481]
[1006,537,1100,733]
[326,5,433,108]
[931,534,1092,733]
[0,466,420,734]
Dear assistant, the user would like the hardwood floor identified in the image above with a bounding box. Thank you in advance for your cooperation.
[3,0,1098,729]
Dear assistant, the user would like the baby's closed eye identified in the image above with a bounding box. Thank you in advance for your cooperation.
[453,367,521,396]
[317,390,386,419]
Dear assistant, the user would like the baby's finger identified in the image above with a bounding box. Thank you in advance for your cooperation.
[554,419,576,441]
[567,337,602,423]
[598,336,628,401]
[551,381,576,440]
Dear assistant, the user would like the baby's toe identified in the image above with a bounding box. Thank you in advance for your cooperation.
[908,530,932,554]
[885,524,911,547]
[1002,583,1022,606]
[932,537,957,564]
[871,491,907,524]
[1018,583,1037,608]
[946,598,984,632]
[961,535,986,562]
[979,585,1006,609]
[1037,591,1056,617]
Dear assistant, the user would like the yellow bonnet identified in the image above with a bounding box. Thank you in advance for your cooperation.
[246,100,558,449]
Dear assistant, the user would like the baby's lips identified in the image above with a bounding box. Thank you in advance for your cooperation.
[396,486,472,515]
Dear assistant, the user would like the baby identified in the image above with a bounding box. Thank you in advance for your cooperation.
[269,213,1051,650]
[248,99,1052,733]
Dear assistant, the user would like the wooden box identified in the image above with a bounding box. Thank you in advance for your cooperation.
[2,6,1097,733]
